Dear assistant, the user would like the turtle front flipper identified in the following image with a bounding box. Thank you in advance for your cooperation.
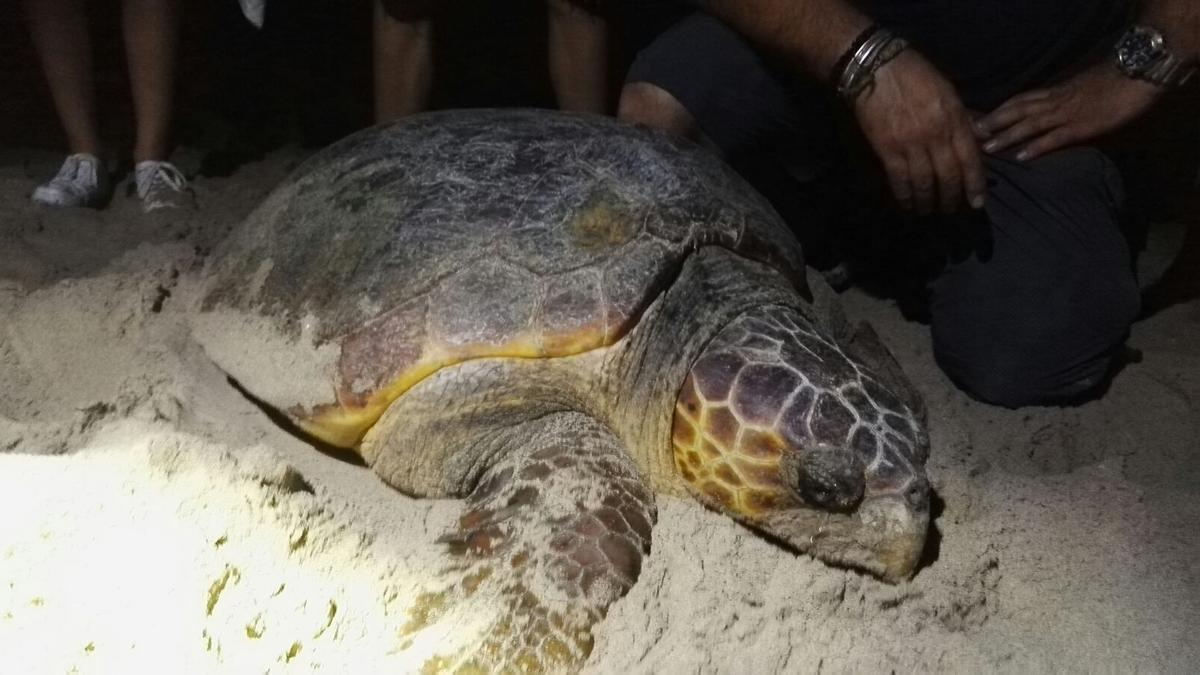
[398,412,655,673]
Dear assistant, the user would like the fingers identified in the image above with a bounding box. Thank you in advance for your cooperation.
[884,115,985,214]
[906,150,937,215]
[926,121,986,214]
[977,89,1053,133]
[970,118,991,142]
[929,142,962,214]
[923,106,987,214]
[982,114,1061,155]
[978,89,1068,156]
[951,123,987,210]
[1016,127,1078,161]
[882,154,914,212]
[854,51,989,215]
[978,93,1076,160]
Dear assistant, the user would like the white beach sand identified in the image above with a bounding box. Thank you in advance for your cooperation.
[0,147,1196,674]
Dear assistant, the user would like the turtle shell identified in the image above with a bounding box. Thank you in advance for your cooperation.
[200,109,805,447]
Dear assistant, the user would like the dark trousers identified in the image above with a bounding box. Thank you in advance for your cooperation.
[626,14,1141,407]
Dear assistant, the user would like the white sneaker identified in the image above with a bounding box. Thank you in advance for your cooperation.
[31,153,110,208]
[134,160,195,212]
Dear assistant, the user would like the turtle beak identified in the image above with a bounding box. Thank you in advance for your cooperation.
[864,494,926,578]
[756,484,929,583]
[840,491,929,583]
[772,439,930,582]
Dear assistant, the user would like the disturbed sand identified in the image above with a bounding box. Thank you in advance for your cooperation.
[0,147,1196,673]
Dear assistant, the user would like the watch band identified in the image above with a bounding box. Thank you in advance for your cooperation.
[1115,25,1198,89]
[1144,53,1196,88]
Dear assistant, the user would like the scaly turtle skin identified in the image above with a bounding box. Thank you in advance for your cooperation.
[195,109,930,673]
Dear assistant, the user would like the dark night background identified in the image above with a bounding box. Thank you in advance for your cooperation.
[0,0,599,173]
[0,0,1195,218]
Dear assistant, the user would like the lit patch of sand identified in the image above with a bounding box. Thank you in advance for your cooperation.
[0,420,490,674]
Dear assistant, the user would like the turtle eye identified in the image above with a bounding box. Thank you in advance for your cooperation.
[785,442,865,512]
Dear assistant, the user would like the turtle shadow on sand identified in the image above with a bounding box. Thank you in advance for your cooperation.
[192,110,933,672]
[224,374,368,467]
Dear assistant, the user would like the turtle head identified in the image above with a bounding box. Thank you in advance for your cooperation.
[671,307,930,583]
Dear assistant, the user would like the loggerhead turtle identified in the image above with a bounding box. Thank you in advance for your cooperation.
[194,109,930,672]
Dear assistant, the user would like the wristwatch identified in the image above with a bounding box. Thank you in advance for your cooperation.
[1114,25,1196,89]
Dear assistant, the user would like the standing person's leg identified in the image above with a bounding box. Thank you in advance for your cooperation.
[546,0,608,114]
[929,149,1140,407]
[123,0,193,211]
[26,0,109,207]
[122,0,180,163]
[27,0,100,155]
[374,0,435,122]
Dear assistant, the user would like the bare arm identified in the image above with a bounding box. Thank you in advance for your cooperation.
[979,0,1198,161]
[1144,0,1200,62]
[700,0,988,214]
[702,0,871,83]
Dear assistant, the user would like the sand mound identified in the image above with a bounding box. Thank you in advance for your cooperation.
[0,420,496,674]
[1,148,1197,673]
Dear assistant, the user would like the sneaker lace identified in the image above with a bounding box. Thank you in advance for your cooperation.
[70,155,98,188]
[49,155,81,183]
[44,154,99,199]
[136,162,188,200]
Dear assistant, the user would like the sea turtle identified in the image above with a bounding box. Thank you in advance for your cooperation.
[193,109,930,672]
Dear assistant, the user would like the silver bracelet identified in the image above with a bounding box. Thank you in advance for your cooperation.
[837,28,909,101]
[837,29,892,96]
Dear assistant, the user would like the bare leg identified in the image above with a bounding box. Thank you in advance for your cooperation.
[122,0,181,162]
[373,1,434,122]
[25,0,102,156]
[546,0,608,113]
[617,82,699,139]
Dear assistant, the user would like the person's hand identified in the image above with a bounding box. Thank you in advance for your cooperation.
[852,49,987,215]
[978,63,1163,162]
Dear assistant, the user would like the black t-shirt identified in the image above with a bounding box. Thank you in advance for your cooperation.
[853,0,1132,109]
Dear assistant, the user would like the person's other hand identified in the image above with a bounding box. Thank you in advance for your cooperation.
[853,49,987,215]
[978,63,1162,162]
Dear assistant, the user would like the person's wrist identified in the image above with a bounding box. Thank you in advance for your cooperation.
[833,26,909,102]
[830,24,879,86]
[1114,24,1197,89]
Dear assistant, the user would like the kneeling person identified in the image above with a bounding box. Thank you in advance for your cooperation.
[618,0,1198,407]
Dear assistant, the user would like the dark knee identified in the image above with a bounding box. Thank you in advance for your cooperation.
[1020,146,1125,205]
[935,320,1137,408]
[617,82,697,138]
[933,288,1139,408]
[936,146,1139,407]
[939,354,1115,408]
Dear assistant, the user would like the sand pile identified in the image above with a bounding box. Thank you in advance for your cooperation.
[1,147,1197,673]
[3,424,388,673]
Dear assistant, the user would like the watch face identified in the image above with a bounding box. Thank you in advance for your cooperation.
[1117,27,1166,73]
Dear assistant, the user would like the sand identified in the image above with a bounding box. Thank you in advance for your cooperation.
[0,146,1197,674]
